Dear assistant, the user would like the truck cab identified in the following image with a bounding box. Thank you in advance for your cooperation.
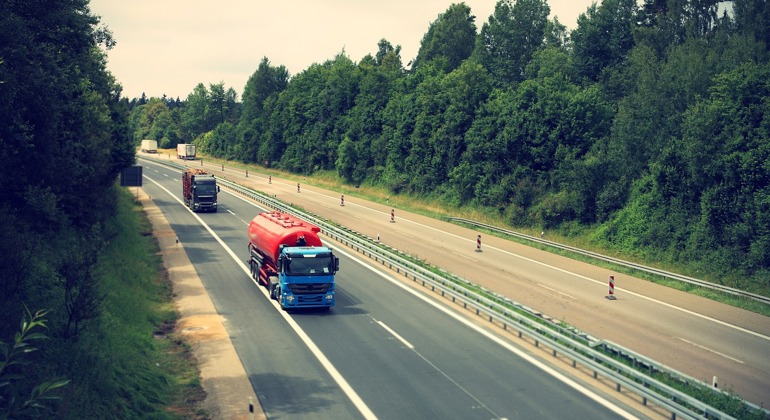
[183,170,219,212]
[190,176,219,212]
[274,246,339,309]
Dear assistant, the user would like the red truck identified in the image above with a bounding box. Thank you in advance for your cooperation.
[247,211,339,310]
[182,168,219,212]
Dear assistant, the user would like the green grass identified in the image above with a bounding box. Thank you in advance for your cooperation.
[55,187,206,419]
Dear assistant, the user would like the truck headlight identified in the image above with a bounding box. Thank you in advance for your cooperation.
[287,295,295,303]
[325,294,333,301]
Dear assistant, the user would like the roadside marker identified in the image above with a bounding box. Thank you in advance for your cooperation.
[606,275,617,300]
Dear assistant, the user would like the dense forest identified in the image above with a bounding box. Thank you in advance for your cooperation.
[131,0,770,293]
[0,0,158,417]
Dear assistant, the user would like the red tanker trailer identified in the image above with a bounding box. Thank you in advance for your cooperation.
[247,211,339,310]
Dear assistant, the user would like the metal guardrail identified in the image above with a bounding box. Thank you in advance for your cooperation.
[138,157,765,419]
[447,217,770,306]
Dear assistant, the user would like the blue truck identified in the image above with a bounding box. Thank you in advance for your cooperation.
[247,211,339,310]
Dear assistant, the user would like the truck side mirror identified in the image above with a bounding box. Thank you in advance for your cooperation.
[217,186,220,192]
[333,256,340,273]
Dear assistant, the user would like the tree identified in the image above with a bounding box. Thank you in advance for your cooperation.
[732,0,770,52]
[412,3,477,73]
[679,62,770,271]
[571,0,637,83]
[374,38,403,70]
[58,232,103,339]
[207,82,239,127]
[474,0,550,86]
[180,83,210,141]
[238,57,289,162]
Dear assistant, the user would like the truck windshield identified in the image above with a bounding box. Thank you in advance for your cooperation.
[285,256,332,276]
[195,184,217,195]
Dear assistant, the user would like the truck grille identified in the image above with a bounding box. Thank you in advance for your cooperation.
[289,283,331,294]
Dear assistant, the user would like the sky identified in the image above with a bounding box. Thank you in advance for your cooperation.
[88,0,598,100]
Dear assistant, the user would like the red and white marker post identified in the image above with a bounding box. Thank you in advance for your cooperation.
[390,209,395,223]
[340,194,345,206]
[475,235,482,252]
[606,275,617,300]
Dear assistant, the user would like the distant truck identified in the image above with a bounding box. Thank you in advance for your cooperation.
[141,139,157,153]
[182,168,219,212]
[248,211,339,310]
[177,143,196,160]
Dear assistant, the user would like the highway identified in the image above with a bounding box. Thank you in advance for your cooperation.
[140,159,641,419]
[185,159,770,409]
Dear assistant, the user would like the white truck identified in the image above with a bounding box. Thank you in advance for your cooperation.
[177,143,196,160]
[140,139,158,153]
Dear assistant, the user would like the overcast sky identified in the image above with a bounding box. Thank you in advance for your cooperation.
[88,0,598,100]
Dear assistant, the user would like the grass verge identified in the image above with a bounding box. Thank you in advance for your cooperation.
[55,187,206,419]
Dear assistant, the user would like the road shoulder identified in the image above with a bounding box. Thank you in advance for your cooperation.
[140,188,265,420]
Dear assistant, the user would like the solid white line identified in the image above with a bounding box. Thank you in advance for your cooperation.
[676,337,745,364]
[143,174,378,420]
[331,246,639,420]
[375,320,415,349]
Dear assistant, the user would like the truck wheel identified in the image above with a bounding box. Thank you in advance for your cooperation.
[268,276,279,299]
[274,286,285,310]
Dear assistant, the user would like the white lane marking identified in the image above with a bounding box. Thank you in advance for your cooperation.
[538,284,576,299]
[676,337,745,364]
[225,208,249,225]
[331,245,639,420]
[143,174,377,420]
[373,316,501,418]
[375,320,414,349]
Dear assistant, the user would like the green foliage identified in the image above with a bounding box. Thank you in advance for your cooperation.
[0,309,69,419]
[571,0,636,83]
[413,3,477,73]
[475,0,551,86]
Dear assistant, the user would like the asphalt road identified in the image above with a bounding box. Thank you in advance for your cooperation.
[184,158,770,410]
[140,159,642,419]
